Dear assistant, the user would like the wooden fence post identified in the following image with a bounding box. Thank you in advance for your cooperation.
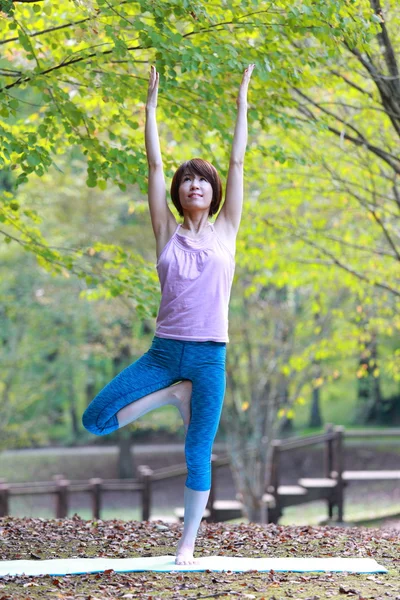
[324,423,334,519]
[0,481,9,517]
[334,426,345,522]
[138,466,153,522]
[89,478,103,520]
[56,479,70,518]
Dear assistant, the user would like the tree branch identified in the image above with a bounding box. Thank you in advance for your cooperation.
[1,14,94,46]
[369,0,400,97]
[293,90,400,174]
[315,100,400,121]
[0,11,271,91]
[258,217,400,298]
[342,40,400,137]
[328,69,375,99]
[0,227,86,277]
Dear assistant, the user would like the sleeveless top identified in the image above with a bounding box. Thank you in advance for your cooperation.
[155,222,236,342]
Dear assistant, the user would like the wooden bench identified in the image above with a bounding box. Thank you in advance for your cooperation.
[298,478,338,488]
[297,478,338,503]
[342,470,400,481]
[275,485,308,508]
[175,507,211,521]
[174,494,276,523]
[174,426,400,525]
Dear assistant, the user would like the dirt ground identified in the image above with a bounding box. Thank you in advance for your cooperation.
[1,517,399,600]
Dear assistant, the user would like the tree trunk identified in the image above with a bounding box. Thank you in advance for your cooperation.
[309,301,323,429]
[223,284,309,523]
[70,401,79,439]
[355,329,383,424]
[118,428,135,479]
[67,366,80,439]
[309,386,322,428]
[112,335,135,478]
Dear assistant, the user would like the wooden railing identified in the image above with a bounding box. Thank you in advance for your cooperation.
[0,454,237,521]
[0,467,153,520]
[267,424,400,522]
[1,425,399,523]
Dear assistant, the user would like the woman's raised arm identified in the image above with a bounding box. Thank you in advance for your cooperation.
[216,64,255,235]
[145,65,175,237]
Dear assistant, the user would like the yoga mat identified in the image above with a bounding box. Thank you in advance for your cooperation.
[0,556,388,576]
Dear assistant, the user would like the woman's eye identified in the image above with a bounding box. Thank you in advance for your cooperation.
[183,176,207,182]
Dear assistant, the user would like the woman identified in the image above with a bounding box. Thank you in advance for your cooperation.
[82,63,255,565]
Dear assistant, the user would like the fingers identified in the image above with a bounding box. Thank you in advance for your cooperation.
[236,64,255,105]
[239,64,255,92]
[146,65,159,108]
[244,63,256,77]
[148,65,159,87]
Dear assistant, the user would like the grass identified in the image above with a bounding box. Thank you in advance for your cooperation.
[284,371,399,433]
[0,447,121,483]
[280,499,400,527]
[6,493,400,530]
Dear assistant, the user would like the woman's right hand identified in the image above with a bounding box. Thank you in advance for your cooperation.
[146,65,159,109]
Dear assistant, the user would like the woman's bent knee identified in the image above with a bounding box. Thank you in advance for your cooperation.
[82,407,100,435]
[82,406,119,436]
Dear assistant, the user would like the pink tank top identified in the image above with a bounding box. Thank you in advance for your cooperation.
[155,222,235,342]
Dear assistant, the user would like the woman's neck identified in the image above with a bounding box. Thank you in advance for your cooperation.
[181,221,210,232]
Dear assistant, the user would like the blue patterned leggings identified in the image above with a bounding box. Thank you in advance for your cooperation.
[82,335,227,491]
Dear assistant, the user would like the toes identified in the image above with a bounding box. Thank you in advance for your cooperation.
[175,556,198,565]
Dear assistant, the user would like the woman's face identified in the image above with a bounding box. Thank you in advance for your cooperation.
[178,171,213,214]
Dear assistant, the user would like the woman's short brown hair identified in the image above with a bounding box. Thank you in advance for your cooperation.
[170,158,223,217]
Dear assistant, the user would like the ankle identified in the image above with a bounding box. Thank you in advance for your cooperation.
[177,537,195,550]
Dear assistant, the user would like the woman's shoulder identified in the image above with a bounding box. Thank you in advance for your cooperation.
[213,215,237,258]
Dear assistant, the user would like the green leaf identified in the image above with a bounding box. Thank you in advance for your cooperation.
[26,151,42,167]
[17,29,33,53]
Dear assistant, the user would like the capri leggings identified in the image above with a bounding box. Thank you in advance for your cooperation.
[82,335,227,491]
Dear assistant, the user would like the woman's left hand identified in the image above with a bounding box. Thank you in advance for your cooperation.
[237,64,255,107]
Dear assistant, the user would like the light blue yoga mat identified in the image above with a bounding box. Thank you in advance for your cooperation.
[0,556,388,576]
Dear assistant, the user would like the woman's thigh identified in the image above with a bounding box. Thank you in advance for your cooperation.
[82,337,183,436]
[181,342,227,491]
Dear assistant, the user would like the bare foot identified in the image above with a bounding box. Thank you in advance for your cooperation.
[172,380,192,437]
[175,540,199,565]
